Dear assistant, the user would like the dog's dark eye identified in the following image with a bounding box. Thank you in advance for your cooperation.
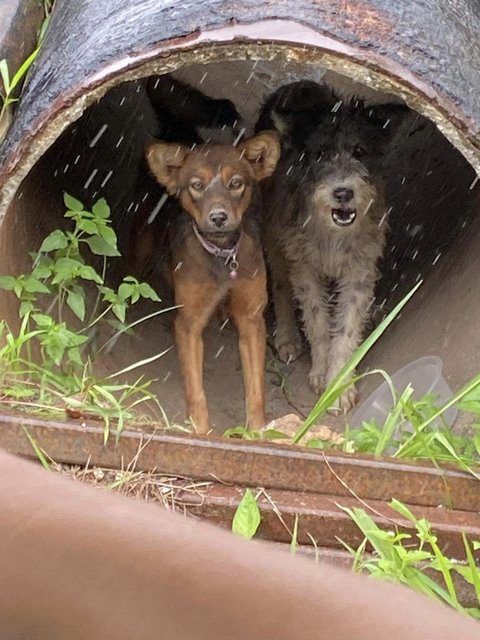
[352,145,367,159]
[229,177,244,190]
[190,180,204,192]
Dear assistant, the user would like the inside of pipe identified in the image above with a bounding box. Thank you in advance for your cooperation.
[2,58,479,434]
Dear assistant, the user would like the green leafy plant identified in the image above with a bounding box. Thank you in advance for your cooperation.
[0,2,53,128]
[232,489,261,539]
[340,499,480,619]
[0,50,40,124]
[0,194,171,442]
[223,425,290,440]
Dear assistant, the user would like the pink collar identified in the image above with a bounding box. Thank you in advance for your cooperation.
[192,223,240,279]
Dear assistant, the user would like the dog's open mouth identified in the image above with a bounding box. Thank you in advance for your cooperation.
[331,209,357,226]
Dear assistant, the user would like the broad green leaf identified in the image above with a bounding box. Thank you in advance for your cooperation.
[232,489,261,539]
[139,282,161,302]
[84,235,120,257]
[100,286,117,303]
[306,439,326,449]
[32,313,53,327]
[23,276,50,293]
[39,229,69,252]
[19,300,34,317]
[92,198,110,219]
[44,336,66,365]
[63,193,84,211]
[97,224,117,246]
[56,325,88,347]
[118,282,133,302]
[112,302,126,323]
[32,261,53,278]
[4,386,36,399]
[76,219,98,235]
[0,275,16,290]
[67,290,86,321]
[67,346,83,367]
[78,265,103,284]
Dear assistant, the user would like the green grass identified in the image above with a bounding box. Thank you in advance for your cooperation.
[0,2,53,129]
[339,499,480,619]
[0,194,172,442]
[230,490,480,618]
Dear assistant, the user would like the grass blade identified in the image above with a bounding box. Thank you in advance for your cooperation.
[0,59,10,94]
[395,370,480,458]
[290,514,299,555]
[104,347,172,380]
[23,427,51,471]
[374,385,413,457]
[461,533,480,605]
[294,281,422,443]
[9,48,40,93]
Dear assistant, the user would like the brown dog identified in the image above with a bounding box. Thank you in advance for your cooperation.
[144,132,280,434]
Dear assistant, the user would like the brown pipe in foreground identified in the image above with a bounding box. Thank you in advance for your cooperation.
[0,449,477,639]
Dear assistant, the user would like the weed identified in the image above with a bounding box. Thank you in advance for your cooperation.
[225,279,480,475]
[232,488,261,539]
[340,499,480,619]
[230,491,480,617]
[0,194,171,442]
[0,1,53,130]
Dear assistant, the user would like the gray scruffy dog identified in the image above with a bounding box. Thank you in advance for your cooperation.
[256,81,407,411]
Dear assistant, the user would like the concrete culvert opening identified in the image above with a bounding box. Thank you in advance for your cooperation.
[1,5,480,436]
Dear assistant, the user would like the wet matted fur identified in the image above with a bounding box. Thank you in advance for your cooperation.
[256,81,408,410]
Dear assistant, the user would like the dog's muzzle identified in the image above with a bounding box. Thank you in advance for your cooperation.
[331,208,357,226]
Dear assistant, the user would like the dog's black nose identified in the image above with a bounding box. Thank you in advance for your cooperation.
[209,210,228,227]
[333,187,354,204]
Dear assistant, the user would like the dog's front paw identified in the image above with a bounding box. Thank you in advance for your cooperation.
[308,369,326,396]
[276,338,303,364]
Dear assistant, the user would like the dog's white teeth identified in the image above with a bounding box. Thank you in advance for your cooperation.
[332,210,356,226]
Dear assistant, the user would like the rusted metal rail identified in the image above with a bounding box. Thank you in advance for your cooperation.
[1,410,478,512]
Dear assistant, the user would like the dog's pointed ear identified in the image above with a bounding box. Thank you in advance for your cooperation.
[241,131,281,180]
[146,141,189,194]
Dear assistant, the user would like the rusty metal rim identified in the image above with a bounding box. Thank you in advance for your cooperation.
[1,17,480,220]
[2,410,479,512]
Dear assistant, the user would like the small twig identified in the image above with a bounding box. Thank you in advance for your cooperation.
[321,452,405,527]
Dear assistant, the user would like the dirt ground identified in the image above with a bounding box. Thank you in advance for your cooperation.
[97,294,346,435]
